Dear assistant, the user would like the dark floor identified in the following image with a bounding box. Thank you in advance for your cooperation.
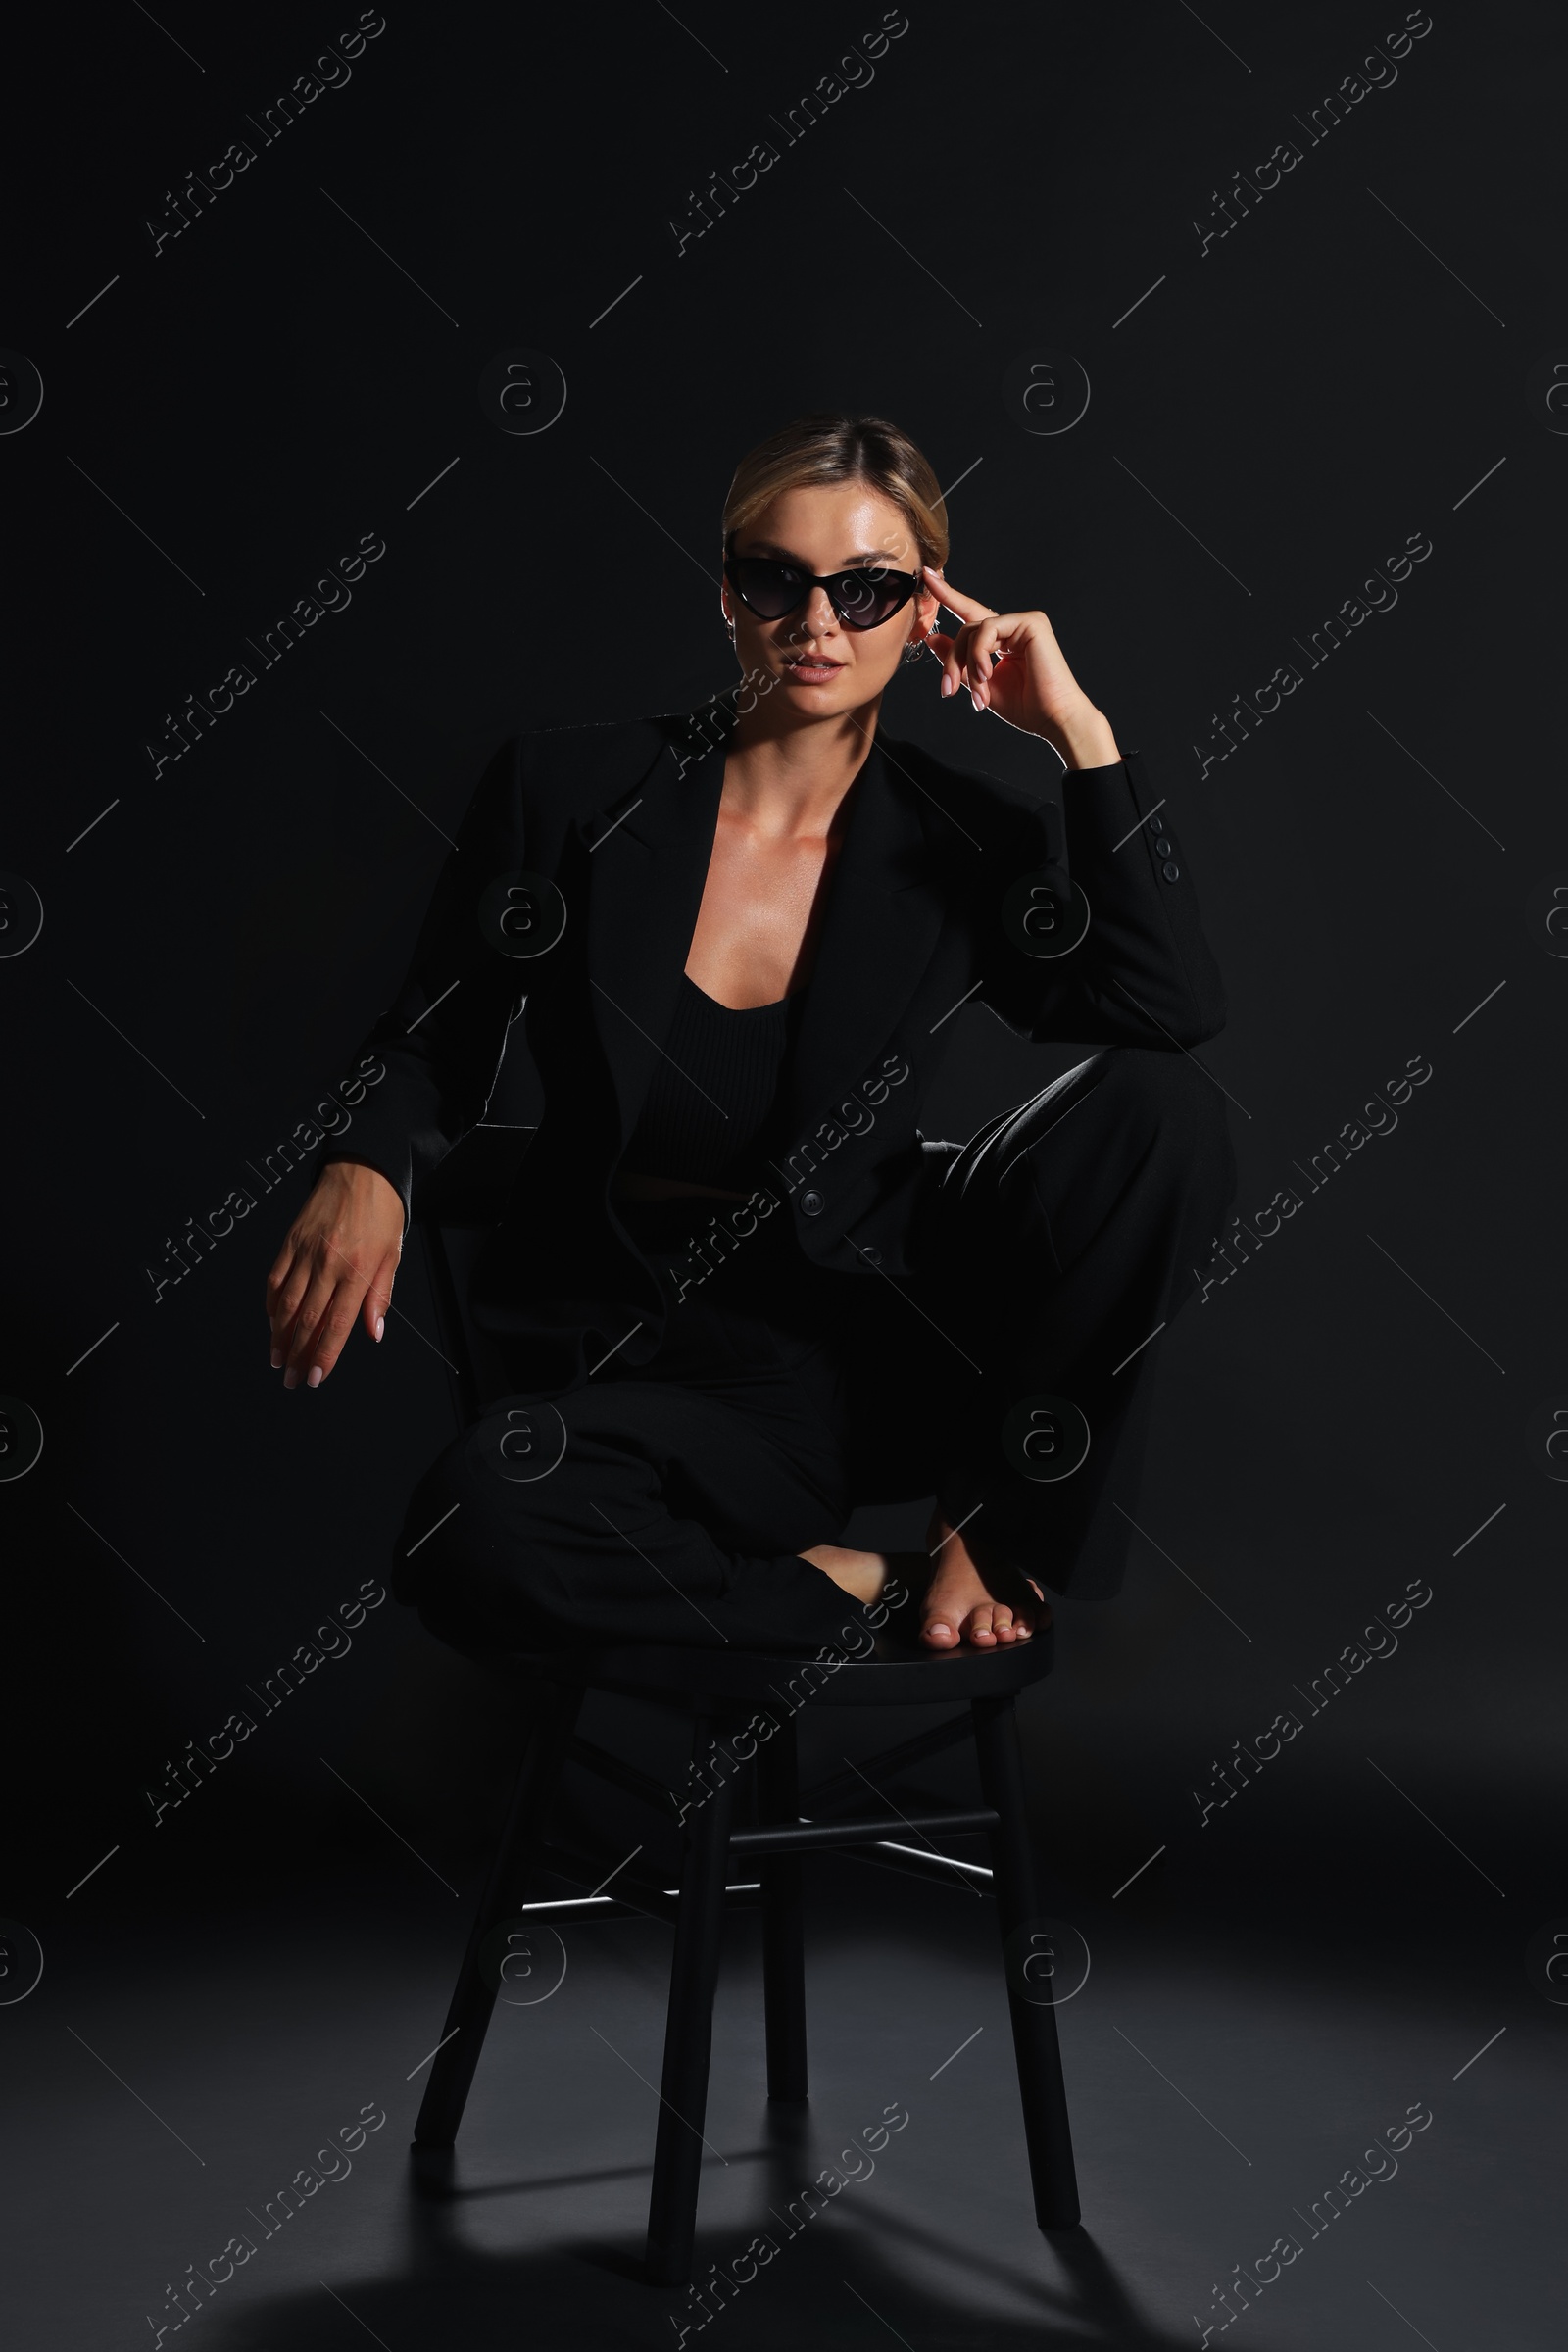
[7,1759,1562,2352]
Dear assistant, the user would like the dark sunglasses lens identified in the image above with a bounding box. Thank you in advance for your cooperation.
[728,560,808,619]
[831,569,915,629]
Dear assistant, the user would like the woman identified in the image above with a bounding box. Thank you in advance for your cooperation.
[265,414,1233,1656]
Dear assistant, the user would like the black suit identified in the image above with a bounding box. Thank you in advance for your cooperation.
[328,691,1235,1649]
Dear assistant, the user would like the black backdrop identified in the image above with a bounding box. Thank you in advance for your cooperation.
[4,1,1563,1944]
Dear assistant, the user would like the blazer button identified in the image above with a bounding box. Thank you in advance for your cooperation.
[1154,836,1173,856]
[801,1188,825,1216]
[860,1244,882,1266]
[1162,858,1181,881]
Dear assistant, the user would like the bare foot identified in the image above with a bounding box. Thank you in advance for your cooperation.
[798,1543,887,1607]
[919,1512,1043,1650]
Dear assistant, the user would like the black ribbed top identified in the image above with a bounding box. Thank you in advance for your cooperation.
[621,973,804,1188]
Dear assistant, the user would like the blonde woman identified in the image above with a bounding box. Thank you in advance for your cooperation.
[266,413,1232,1654]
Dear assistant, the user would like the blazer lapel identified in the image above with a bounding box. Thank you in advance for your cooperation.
[783,732,944,1138]
[579,700,733,1149]
[579,699,947,1158]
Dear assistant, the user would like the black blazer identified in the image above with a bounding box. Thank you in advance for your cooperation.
[327,691,1226,1391]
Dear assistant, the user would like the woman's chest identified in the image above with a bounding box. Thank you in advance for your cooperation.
[682,821,843,1008]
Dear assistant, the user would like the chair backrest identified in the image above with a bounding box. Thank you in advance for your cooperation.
[414,1125,537,1429]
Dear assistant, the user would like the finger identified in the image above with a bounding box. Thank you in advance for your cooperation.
[270,1250,341,1364]
[965,617,1003,707]
[276,1262,343,1386]
[267,1242,317,1365]
[294,1230,396,1380]
[922,565,994,627]
[266,1250,292,1367]
[934,623,968,700]
[967,615,1028,707]
[360,1249,398,1344]
[303,1274,371,1387]
[950,621,996,703]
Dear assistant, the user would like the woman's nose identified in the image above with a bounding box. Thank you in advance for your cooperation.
[798,585,840,640]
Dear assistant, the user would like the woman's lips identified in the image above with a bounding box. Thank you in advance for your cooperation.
[783,656,844,681]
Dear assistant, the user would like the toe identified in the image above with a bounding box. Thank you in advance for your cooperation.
[921,1614,959,1649]
[992,1606,1016,1643]
[965,1606,998,1646]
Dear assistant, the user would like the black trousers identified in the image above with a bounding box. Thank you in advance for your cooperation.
[394,1049,1235,1654]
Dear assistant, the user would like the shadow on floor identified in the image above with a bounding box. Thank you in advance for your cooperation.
[193,2128,1204,2352]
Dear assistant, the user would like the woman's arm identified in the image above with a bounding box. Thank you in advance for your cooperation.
[265,733,531,1387]
[924,569,1227,1049]
[320,732,534,1223]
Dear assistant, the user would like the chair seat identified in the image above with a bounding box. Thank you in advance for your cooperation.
[491,1623,1055,1705]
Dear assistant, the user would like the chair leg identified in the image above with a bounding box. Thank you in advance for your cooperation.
[756,1714,808,2101]
[413,1674,584,2149]
[645,1712,739,2287]
[970,1693,1082,2230]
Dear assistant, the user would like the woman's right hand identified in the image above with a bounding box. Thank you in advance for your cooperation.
[265,1159,406,1390]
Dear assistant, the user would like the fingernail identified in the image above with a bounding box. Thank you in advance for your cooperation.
[270,1349,282,1369]
[374,1316,385,1342]
[282,1368,299,1391]
[307,1366,323,1390]
[940,676,953,697]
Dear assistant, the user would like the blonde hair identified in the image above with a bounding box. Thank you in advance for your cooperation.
[721,413,950,571]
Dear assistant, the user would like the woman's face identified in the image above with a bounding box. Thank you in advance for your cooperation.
[720,480,941,721]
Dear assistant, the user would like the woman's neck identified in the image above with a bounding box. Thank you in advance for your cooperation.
[722,689,881,838]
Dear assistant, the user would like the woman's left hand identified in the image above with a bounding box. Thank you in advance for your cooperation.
[920,567,1120,769]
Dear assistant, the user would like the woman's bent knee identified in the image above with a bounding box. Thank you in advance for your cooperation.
[392,1423,563,1619]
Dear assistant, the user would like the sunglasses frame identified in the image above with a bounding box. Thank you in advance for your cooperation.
[722,555,926,632]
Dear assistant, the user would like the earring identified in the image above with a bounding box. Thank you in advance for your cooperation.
[901,629,930,666]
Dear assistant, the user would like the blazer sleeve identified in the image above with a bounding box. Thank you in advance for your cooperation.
[979,749,1227,1049]
[319,734,533,1232]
